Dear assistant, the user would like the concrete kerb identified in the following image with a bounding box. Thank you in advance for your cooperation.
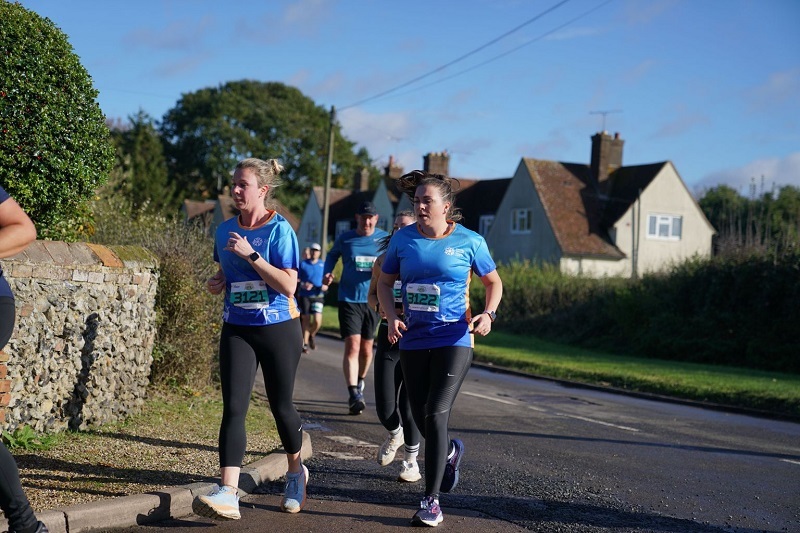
[13,431,312,533]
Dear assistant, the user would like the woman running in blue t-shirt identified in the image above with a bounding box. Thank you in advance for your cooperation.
[377,170,503,527]
[192,159,308,520]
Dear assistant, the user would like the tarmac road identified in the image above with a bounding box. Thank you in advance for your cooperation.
[112,333,799,532]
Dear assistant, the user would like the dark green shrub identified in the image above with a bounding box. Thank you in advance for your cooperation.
[0,2,114,240]
[475,255,799,373]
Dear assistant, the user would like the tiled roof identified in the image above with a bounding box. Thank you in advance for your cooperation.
[312,186,352,209]
[182,199,216,220]
[326,190,374,235]
[454,178,511,232]
[523,159,624,259]
[598,162,666,226]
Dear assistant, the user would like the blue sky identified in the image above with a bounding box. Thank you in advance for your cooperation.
[19,0,800,196]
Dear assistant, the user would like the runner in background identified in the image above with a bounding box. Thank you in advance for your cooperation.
[367,210,421,483]
[322,201,388,415]
[298,242,327,353]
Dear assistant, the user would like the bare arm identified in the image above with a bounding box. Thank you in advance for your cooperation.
[207,265,225,295]
[225,231,298,297]
[469,269,503,336]
[377,271,406,343]
[367,253,385,312]
[0,196,37,258]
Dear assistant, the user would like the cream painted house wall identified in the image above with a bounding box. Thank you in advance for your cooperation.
[485,162,561,263]
[611,163,714,276]
[559,256,629,277]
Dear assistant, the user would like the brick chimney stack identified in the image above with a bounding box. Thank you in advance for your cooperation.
[590,132,624,184]
[385,155,404,179]
[423,151,450,176]
[353,167,370,192]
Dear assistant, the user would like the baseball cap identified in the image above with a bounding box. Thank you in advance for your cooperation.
[357,201,378,216]
[310,243,321,251]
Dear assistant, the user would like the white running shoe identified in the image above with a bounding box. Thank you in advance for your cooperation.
[192,484,240,520]
[281,464,309,513]
[398,460,421,482]
[377,430,404,466]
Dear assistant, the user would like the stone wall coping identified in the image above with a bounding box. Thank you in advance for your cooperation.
[4,241,158,269]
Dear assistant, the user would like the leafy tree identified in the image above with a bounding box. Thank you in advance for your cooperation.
[107,110,175,214]
[0,2,114,240]
[699,183,800,258]
[160,80,375,212]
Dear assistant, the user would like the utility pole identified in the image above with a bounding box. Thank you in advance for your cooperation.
[589,109,622,132]
[321,105,336,258]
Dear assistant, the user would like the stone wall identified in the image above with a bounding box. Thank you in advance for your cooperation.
[0,241,159,433]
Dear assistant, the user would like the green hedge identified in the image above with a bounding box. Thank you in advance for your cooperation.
[471,255,800,374]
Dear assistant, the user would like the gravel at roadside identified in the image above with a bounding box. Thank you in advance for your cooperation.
[12,387,281,513]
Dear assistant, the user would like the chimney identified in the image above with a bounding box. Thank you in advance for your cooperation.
[590,132,624,184]
[423,151,450,176]
[385,155,404,179]
[353,167,370,192]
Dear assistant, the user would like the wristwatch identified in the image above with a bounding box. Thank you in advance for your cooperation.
[249,251,260,262]
[484,310,496,322]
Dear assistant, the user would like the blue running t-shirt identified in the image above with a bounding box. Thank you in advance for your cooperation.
[382,223,496,350]
[298,259,325,298]
[214,211,300,326]
[323,228,388,303]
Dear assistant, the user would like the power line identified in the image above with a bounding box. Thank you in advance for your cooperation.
[366,0,615,104]
[339,0,573,111]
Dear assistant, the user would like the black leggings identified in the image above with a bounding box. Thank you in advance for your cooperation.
[400,346,473,498]
[0,297,39,533]
[374,323,420,446]
[218,319,304,467]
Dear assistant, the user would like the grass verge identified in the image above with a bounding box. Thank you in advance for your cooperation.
[323,305,800,420]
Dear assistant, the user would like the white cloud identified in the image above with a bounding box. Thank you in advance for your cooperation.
[745,67,800,113]
[651,112,710,139]
[695,152,800,194]
[123,17,215,50]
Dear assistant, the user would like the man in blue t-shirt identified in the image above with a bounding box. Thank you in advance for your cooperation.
[323,201,388,415]
[298,242,327,353]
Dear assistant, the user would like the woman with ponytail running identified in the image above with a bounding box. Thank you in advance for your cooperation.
[377,170,503,527]
[193,158,308,520]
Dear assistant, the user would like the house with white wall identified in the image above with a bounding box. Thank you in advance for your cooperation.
[485,132,715,277]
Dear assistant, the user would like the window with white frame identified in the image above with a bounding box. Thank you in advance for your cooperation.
[335,220,351,237]
[478,214,495,236]
[511,208,532,234]
[647,214,682,240]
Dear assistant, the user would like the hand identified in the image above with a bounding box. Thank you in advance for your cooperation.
[387,317,407,344]
[224,232,253,259]
[303,282,313,291]
[470,313,493,336]
[323,272,334,285]
[207,270,226,295]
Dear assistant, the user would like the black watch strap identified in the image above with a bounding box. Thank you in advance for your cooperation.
[485,310,497,322]
[249,251,260,262]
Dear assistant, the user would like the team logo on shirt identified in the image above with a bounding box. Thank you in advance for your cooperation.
[252,237,264,247]
[445,247,455,256]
